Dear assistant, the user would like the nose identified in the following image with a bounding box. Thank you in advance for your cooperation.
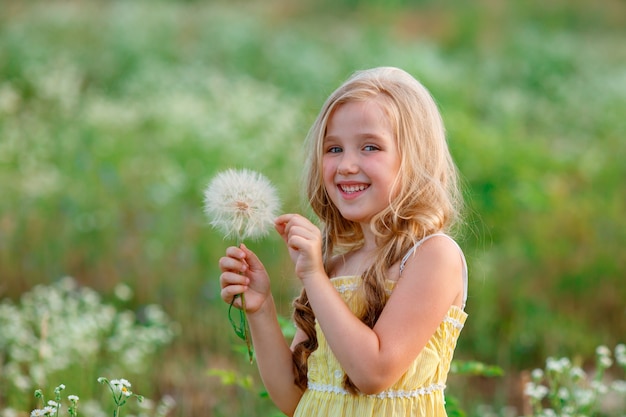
[336,151,359,175]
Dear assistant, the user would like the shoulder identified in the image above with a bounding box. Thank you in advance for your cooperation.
[398,234,465,305]
[402,234,463,271]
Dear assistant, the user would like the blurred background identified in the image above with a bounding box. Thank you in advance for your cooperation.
[1,0,625,415]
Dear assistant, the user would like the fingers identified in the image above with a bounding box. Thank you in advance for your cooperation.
[220,269,249,301]
[218,270,247,304]
[218,245,249,304]
[239,243,264,272]
[219,246,248,273]
[275,214,319,240]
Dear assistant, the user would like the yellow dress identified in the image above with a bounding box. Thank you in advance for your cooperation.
[292,275,468,417]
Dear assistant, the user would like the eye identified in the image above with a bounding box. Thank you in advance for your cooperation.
[326,146,342,153]
[363,145,380,152]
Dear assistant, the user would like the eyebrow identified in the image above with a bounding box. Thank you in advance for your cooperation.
[323,132,388,143]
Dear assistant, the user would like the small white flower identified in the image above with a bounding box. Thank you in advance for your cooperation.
[68,395,80,402]
[47,401,59,408]
[599,355,613,368]
[557,387,569,400]
[591,380,609,394]
[203,169,280,241]
[531,368,544,380]
[615,344,626,366]
[611,380,626,393]
[546,356,570,373]
[30,410,46,417]
[110,378,130,387]
[569,366,586,381]
[43,406,56,414]
[540,409,557,417]
[114,283,133,301]
[596,345,611,357]
[524,382,549,400]
[574,388,595,406]
[111,378,133,396]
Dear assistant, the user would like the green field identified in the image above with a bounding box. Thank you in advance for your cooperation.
[1,0,625,415]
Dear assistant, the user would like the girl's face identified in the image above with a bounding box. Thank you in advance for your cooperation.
[322,97,401,224]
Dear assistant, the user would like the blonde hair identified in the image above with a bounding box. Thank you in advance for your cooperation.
[292,67,463,392]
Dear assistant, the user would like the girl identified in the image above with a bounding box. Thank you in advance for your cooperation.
[218,66,468,417]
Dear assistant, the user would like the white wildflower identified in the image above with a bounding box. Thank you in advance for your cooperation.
[546,356,570,373]
[30,410,46,417]
[203,169,280,241]
[591,380,609,394]
[570,366,586,381]
[2,408,19,417]
[557,387,570,400]
[611,380,626,393]
[540,409,557,417]
[111,378,133,396]
[596,345,613,368]
[111,378,131,388]
[531,368,544,381]
[599,355,613,368]
[43,406,56,414]
[524,382,549,400]
[114,283,133,301]
[68,395,80,402]
[596,345,611,357]
[615,344,626,366]
[574,388,595,407]
[155,395,176,417]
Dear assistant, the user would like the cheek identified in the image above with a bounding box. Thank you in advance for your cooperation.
[321,158,336,186]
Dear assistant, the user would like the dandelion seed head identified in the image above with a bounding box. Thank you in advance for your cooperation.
[203,169,280,241]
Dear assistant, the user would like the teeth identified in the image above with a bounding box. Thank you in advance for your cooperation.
[340,184,367,193]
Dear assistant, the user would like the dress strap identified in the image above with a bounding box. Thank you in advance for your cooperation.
[399,233,468,310]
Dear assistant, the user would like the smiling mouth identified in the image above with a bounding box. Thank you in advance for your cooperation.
[339,184,369,193]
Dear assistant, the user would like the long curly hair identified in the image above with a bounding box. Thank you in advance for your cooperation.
[292,67,463,393]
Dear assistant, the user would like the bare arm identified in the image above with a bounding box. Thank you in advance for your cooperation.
[219,245,304,415]
[247,296,304,416]
[275,214,464,395]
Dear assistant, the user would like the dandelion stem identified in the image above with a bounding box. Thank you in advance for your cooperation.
[235,237,253,364]
[205,169,279,365]
[239,293,253,364]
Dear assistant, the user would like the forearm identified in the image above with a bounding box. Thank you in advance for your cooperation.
[303,275,388,393]
[248,294,303,416]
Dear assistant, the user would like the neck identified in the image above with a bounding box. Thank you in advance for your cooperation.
[359,223,378,252]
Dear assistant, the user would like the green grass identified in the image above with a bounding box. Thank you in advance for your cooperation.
[1,0,625,415]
